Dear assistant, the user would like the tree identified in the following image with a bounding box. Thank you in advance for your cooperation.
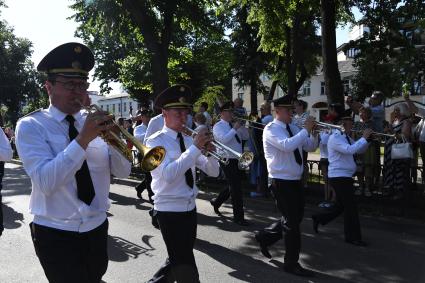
[350,0,425,100]
[71,0,231,101]
[0,6,43,125]
[224,4,269,113]
[241,0,322,101]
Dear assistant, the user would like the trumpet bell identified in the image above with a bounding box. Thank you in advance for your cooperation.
[139,145,166,172]
[238,151,254,170]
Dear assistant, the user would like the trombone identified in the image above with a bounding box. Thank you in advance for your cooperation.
[81,104,166,171]
[182,125,254,170]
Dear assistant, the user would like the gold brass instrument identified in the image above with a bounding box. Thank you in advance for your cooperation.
[82,104,166,171]
[182,125,255,170]
[314,121,344,132]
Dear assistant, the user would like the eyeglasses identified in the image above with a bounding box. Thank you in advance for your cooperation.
[55,80,90,92]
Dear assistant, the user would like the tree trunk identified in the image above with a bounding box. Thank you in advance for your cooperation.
[250,74,258,114]
[151,48,170,97]
[321,0,344,106]
[267,80,279,101]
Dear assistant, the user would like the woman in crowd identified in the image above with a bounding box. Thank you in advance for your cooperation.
[382,103,413,199]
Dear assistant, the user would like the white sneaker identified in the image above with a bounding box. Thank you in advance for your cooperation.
[364,189,372,197]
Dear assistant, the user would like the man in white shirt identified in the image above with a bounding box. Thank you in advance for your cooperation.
[0,125,13,236]
[210,101,250,226]
[199,101,212,128]
[133,110,155,202]
[15,43,132,283]
[146,84,219,283]
[254,95,318,277]
[312,116,372,247]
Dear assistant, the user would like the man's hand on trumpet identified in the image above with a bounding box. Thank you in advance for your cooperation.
[304,116,317,135]
[76,111,115,149]
[193,128,215,152]
[362,128,373,140]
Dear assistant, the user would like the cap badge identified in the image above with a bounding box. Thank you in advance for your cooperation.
[71,61,82,70]
[74,45,82,53]
[179,96,186,103]
[179,86,185,92]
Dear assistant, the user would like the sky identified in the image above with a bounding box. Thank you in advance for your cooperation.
[1,0,354,93]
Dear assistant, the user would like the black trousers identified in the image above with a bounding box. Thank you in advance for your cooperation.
[312,177,362,242]
[256,179,304,265]
[30,219,109,283]
[136,171,154,200]
[213,159,245,221]
[0,161,4,232]
[149,209,199,283]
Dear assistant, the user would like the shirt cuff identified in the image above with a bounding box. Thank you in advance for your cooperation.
[64,140,86,163]
[298,129,309,139]
[187,144,202,159]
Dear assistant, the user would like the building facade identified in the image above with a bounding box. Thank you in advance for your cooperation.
[96,94,140,119]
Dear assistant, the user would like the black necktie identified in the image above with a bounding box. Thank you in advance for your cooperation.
[65,115,95,205]
[286,124,303,166]
[229,122,241,143]
[177,132,194,189]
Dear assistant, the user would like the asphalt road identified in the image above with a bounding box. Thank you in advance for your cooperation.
[1,162,425,283]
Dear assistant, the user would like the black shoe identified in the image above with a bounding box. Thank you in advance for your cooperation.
[210,199,221,215]
[254,234,272,259]
[283,263,314,277]
[312,216,319,234]
[345,240,368,247]
[234,219,250,226]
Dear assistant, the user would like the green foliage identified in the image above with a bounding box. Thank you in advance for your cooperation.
[70,0,232,100]
[0,17,42,125]
[193,85,226,112]
[350,0,425,100]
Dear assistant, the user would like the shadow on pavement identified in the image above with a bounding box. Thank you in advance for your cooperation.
[2,201,24,230]
[108,192,152,211]
[2,165,32,197]
[108,235,156,262]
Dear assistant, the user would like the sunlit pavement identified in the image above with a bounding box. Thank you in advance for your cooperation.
[1,162,425,283]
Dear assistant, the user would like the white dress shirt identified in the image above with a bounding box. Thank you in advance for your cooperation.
[144,113,194,144]
[144,114,164,144]
[134,123,148,144]
[327,131,369,178]
[202,111,212,127]
[146,126,219,212]
[262,114,274,125]
[0,128,13,161]
[416,108,425,142]
[319,131,331,159]
[15,105,132,232]
[213,119,248,156]
[263,119,318,180]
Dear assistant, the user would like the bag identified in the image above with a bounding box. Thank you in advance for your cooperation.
[391,138,413,159]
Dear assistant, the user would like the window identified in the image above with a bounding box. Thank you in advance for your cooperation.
[118,103,121,113]
[106,105,109,112]
[123,102,127,112]
[321,82,325,95]
[302,81,311,97]
[342,79,350,95]
[112,104,116,112]
[100,105,104,110]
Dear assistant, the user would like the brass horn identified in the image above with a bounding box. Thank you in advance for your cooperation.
[82,104,166,172]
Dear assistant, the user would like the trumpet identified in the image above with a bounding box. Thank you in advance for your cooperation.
[233,116,266,130]
[351,129,396,138]
[182,125,230,165]
[81,104,166,172]
[314,121,344,132]
[182,125,254,170]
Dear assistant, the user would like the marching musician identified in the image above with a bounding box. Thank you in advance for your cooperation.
[254,95,318,277]
[15,42,132,282]
[146,84,220,283]
[0,124,13,237]
[134,110,154,202]
[210,101,250,226]
[312,116,372,247]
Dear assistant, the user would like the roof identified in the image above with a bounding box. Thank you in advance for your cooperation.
[315,59,356,75]
[97,93,129,102]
